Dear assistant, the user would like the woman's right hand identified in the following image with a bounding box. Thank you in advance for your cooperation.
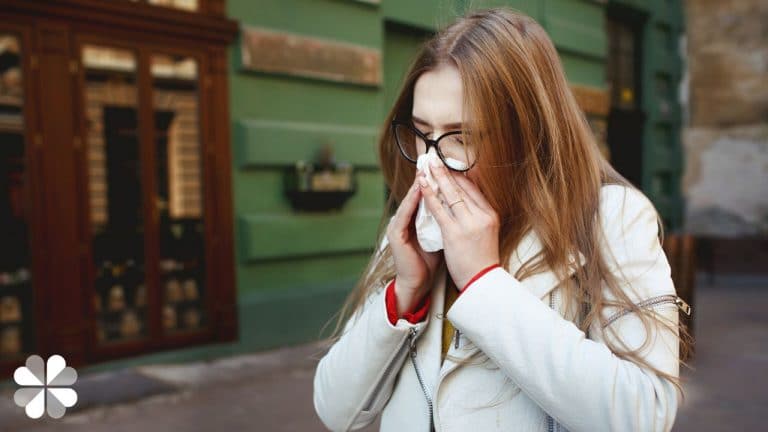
[386,171,443,317]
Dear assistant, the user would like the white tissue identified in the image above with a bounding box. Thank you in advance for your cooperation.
[415,148,468,252]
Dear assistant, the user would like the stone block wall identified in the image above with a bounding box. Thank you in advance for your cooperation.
[682,0,768,236]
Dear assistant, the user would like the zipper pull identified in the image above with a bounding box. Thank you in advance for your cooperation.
[408,327,418,356]
[454,328,461,349]
[675,297,692,316]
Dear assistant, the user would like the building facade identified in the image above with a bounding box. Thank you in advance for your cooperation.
[0,0,684,374]
[226,0,686,361]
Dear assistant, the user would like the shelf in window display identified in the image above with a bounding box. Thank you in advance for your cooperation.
[0,267,31,287]
[97,309,147,343]
[95,258,141,279]
[0,295,23,324]
[159,257,202,274]
[0,94,23,107]
[163,304,204,333]
[94,284,148,315]
[163,277,201,303]
[1,325,23,358]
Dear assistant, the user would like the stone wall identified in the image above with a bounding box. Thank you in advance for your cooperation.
[682,0,768,236]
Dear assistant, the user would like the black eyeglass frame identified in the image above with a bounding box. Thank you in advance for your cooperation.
[391,119,476,173]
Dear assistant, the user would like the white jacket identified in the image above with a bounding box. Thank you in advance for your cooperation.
[314,184,684,432]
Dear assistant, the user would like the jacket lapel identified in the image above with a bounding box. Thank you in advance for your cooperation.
[435,227,587,378]
[507,228,587,300]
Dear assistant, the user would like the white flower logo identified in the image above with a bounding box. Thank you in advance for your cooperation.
[13,354,78,419]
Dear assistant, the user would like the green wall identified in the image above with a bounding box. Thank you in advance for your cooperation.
[225,0,684,354]
[228,0,387,354]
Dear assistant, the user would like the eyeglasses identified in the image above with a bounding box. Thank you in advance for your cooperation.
[391,119,476,172]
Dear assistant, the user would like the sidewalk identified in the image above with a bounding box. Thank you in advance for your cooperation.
[1,273,765,431]
[0,341,361,432]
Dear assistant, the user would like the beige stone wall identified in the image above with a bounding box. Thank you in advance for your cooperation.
[683,0,768,236]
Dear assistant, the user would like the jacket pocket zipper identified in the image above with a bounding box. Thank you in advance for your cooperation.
[359,328,417,412]
[603,294,691,328]
[408,327,435,431]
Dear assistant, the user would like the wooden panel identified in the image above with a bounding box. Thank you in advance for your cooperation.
[570,84,609,116]
[4,0,237,45]
[240,26,382,86]
[239,211,381,261]
[0,22,49,376]
[206,49,238,342]
[236,119,380,168]
[662,234,696,362]
[34,22,88,365]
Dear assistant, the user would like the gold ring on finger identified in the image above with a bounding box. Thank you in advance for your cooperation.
[448,199,465,209]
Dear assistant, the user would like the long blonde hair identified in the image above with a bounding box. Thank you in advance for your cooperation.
[328,7,691,395]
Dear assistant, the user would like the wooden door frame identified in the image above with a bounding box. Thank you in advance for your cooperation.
[0,21,49,378]
[0,1,237,373]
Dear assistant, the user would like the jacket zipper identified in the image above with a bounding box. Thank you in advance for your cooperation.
[359,328,417,412]
[547,290,556,432]
[408,327,435,432]
[603,294,691,328]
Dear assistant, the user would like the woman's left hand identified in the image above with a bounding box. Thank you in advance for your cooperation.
[418,159,501,290]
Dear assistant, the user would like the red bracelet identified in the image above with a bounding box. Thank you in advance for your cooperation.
[385,278,431,325]
[461,264,502,293]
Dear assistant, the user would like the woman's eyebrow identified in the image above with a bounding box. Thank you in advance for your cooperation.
[412,115,463,130]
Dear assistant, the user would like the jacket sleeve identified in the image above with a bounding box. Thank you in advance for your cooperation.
[313,232,428,432]
[445,185,681,432]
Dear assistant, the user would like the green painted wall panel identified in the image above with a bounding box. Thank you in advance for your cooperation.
[559,52,605,87]
[236,119,380,168]
[383,0,463,31]
[634,0,684,228]
[229,74,383,126]
[239,210,381,261]
[383,23,432,111]
[238,254,371,295]
[462,0,541,18]
[228,0,382,49]
[226,0,388,357]
[544,0,606,60]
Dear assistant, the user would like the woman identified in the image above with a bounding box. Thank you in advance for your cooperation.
[313,8,691,432]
